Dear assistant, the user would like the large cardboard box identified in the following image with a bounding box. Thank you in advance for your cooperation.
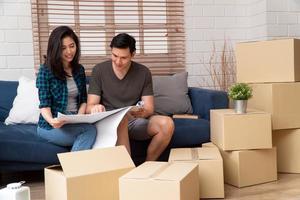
[273,129,300,173]
[236,38,300,83]
[45,146,135,200]
[210,109,272,151]
[203,143,277,187]
[202,142,277,187]
[248,83,300,130]
[168,147,224,198]
[221,148,277,187]
[119,161,199,200]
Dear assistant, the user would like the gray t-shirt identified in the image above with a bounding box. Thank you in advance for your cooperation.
[66,76,78,113]
[88,60,153,110]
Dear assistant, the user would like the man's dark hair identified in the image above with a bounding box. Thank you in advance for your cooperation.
[110,33,136,54]
[44,26,81,80]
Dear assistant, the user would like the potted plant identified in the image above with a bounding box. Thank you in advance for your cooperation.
[228,83,253,113]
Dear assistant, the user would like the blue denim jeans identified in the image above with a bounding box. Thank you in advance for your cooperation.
[37,123,97,151]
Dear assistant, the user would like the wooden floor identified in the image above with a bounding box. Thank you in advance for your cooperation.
[2,173,300,199]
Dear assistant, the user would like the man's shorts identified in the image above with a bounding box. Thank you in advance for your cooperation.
[128,118,152,140]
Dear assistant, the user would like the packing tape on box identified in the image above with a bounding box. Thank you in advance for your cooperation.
[191,148,199,160]
[149,163,171,179]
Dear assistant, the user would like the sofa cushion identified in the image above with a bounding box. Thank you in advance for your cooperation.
[0,81,18,122]
[171,118,210,147]
[153,72,193,116]
[0,123,68,164]
[5,77,40,125]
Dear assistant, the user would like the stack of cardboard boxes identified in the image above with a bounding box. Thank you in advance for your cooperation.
[203,39,292,188]
[236,38,300,174]
[208,109,277,188]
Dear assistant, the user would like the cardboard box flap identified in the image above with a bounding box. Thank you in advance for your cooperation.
[197,148,222,160]
[122,161,168,179]
[123,161,197,181]
[170,148,222,161]
[169,148,193,160]
[154,162,198,181]
[58,146,134,178]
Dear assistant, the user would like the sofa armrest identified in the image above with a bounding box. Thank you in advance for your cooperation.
[188,87,229,120]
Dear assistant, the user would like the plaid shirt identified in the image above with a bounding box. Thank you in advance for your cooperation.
[36,64,87,130]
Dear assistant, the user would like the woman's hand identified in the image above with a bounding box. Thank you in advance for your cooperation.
[49,118,66,128]
[40,107,66,128]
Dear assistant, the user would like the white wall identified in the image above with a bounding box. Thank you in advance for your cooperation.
[0,0,35,80]
[184,0,268,88]
[1,0,300,86]
[266,0,300,39]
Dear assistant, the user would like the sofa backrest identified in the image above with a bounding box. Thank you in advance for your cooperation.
[0,81,18,122]
[188,87,228,120]
[0,79,228,123]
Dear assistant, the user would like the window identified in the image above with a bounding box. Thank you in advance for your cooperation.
[31,0,185,75]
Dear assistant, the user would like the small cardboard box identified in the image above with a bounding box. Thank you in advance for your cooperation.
[221,148,277,188]
[236,38,300,83]
[168,147,224,198]
[248,83,300,130]
[273,129,300,173]
[119,161,199,200]
[45,146,135,200]
[210,109,272,151]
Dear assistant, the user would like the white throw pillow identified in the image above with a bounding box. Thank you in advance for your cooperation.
[5,76,40,125]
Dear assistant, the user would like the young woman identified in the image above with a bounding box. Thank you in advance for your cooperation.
[36,26,96,151]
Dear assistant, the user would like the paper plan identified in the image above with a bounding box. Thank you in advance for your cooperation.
[57,106,133,148]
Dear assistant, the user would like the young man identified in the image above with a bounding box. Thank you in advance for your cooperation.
[86,33,174,161]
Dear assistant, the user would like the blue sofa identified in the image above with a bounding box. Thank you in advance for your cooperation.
[0,80,228,171]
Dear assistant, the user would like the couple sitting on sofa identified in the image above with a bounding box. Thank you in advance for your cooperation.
[36,26,174,161]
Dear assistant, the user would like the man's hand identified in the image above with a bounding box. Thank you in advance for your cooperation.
[130,107,145,118]
[91,104,106,113]
[49,118,66,129]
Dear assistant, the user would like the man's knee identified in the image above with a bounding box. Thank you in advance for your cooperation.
[160,116,174,135]
[149,116,174,138]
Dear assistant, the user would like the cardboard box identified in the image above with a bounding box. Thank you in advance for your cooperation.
[168,147,224,198]
[248,83,300,130]
[210,109,272,151]
[236,38,300,83]
[45,146,135,200]
[119,161,199,200]
[221,147,277,187]
[273,129,300,173]
[203,143,277,187]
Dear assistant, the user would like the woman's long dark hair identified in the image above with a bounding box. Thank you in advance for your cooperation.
[44,26,81,80]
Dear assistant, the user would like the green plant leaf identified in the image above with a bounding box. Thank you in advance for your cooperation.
[228,83,253,100]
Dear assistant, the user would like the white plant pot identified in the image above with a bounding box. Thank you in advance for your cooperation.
[234,100,247,114]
